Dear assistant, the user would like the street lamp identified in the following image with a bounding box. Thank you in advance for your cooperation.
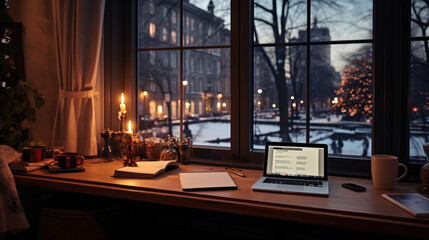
[217,93,222,112]
[257,89,263,111]
[142,91,148,114]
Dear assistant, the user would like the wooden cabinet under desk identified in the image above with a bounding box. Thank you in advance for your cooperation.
[13,159,429,239]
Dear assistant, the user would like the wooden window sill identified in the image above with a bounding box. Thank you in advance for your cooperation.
[13,158,429,239]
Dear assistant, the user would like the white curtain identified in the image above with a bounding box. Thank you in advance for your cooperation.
[51,0,105,156]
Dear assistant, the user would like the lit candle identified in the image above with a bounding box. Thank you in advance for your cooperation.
[120,93,126,113]
[127,120,133,134]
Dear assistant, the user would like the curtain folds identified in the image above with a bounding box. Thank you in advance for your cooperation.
[51,0,105,156]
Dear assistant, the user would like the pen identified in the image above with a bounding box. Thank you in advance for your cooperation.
[227,168,246,178]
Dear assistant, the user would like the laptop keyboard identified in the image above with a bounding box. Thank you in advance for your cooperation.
[263,178,323,187]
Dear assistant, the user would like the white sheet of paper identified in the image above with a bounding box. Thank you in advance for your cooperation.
[179,172,237,190]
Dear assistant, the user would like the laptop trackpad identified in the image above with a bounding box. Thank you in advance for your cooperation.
[276,185,304,192]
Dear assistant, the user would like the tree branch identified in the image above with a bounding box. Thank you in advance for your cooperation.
[254,17,275,28]
[253,23,277,77]
[254,2,273,14]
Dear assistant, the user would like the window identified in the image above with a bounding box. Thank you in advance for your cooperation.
[128,0,426,177]
[171,30,177,44]
[252,1,373,157]
[171,10,177,25]
[410,0,429,161]
[137,0,231,147]
[162,27,168,41]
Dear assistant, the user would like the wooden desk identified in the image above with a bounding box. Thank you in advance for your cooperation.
[13,159,429,239]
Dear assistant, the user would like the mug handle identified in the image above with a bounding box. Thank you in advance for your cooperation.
[397,163,408,181]
[76,156,85,165]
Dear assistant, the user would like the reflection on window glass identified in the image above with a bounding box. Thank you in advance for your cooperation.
[252,0,373,158]
[137,0,231,147]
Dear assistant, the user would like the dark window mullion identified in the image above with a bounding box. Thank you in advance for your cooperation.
[179,0,184,140]
[305,0,311,143]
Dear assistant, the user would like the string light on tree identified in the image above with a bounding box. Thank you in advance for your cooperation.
[332,57,373,122]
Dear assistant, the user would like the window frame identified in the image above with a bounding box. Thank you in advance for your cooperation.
[104,0,423,180]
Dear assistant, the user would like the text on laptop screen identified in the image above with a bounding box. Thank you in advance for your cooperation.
[266,145,325,178]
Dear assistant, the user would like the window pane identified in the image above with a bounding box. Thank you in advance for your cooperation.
[411,0,429,37]
[186,0,230,47]
[137,0,231,148]
[138,0,180,49]
[177,49,231,147]
[252,46,307,150]
[311,0,372,42]
[410,40,429,160]
[253,0,307,44]
[252,1,373,158]
[311,44,372,156]
[137,50,180,138]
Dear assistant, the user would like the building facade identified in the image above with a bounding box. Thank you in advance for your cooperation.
[137,0,230,125]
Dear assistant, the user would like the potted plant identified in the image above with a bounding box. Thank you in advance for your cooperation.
[0,1,45,150]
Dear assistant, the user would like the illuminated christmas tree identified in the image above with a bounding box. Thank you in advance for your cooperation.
[332,57,373,122]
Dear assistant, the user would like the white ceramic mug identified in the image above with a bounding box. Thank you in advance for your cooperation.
[371,154,408,190]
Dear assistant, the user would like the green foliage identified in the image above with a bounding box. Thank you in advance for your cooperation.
[0,2,45,150]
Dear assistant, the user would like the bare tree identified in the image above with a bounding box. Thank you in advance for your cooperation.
[253,0,300,142]
[253,0,339,142]
[411,0,429,63]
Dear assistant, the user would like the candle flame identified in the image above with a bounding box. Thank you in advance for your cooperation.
[121,93,124,105]
[128,120,132,133]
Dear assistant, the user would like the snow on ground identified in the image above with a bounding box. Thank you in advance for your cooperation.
[169,119,425,158]
[172,121,231,146]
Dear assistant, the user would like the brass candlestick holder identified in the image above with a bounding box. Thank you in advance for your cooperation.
[100,129,113,159]
[118,109,127,133]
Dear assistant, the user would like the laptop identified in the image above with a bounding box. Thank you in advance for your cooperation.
[251,142,329,196]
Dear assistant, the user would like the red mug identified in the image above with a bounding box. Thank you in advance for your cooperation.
[22,147,46,162]
[56,153,84,169]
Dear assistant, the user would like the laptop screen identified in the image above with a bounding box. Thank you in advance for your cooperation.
[264,142,327,180]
